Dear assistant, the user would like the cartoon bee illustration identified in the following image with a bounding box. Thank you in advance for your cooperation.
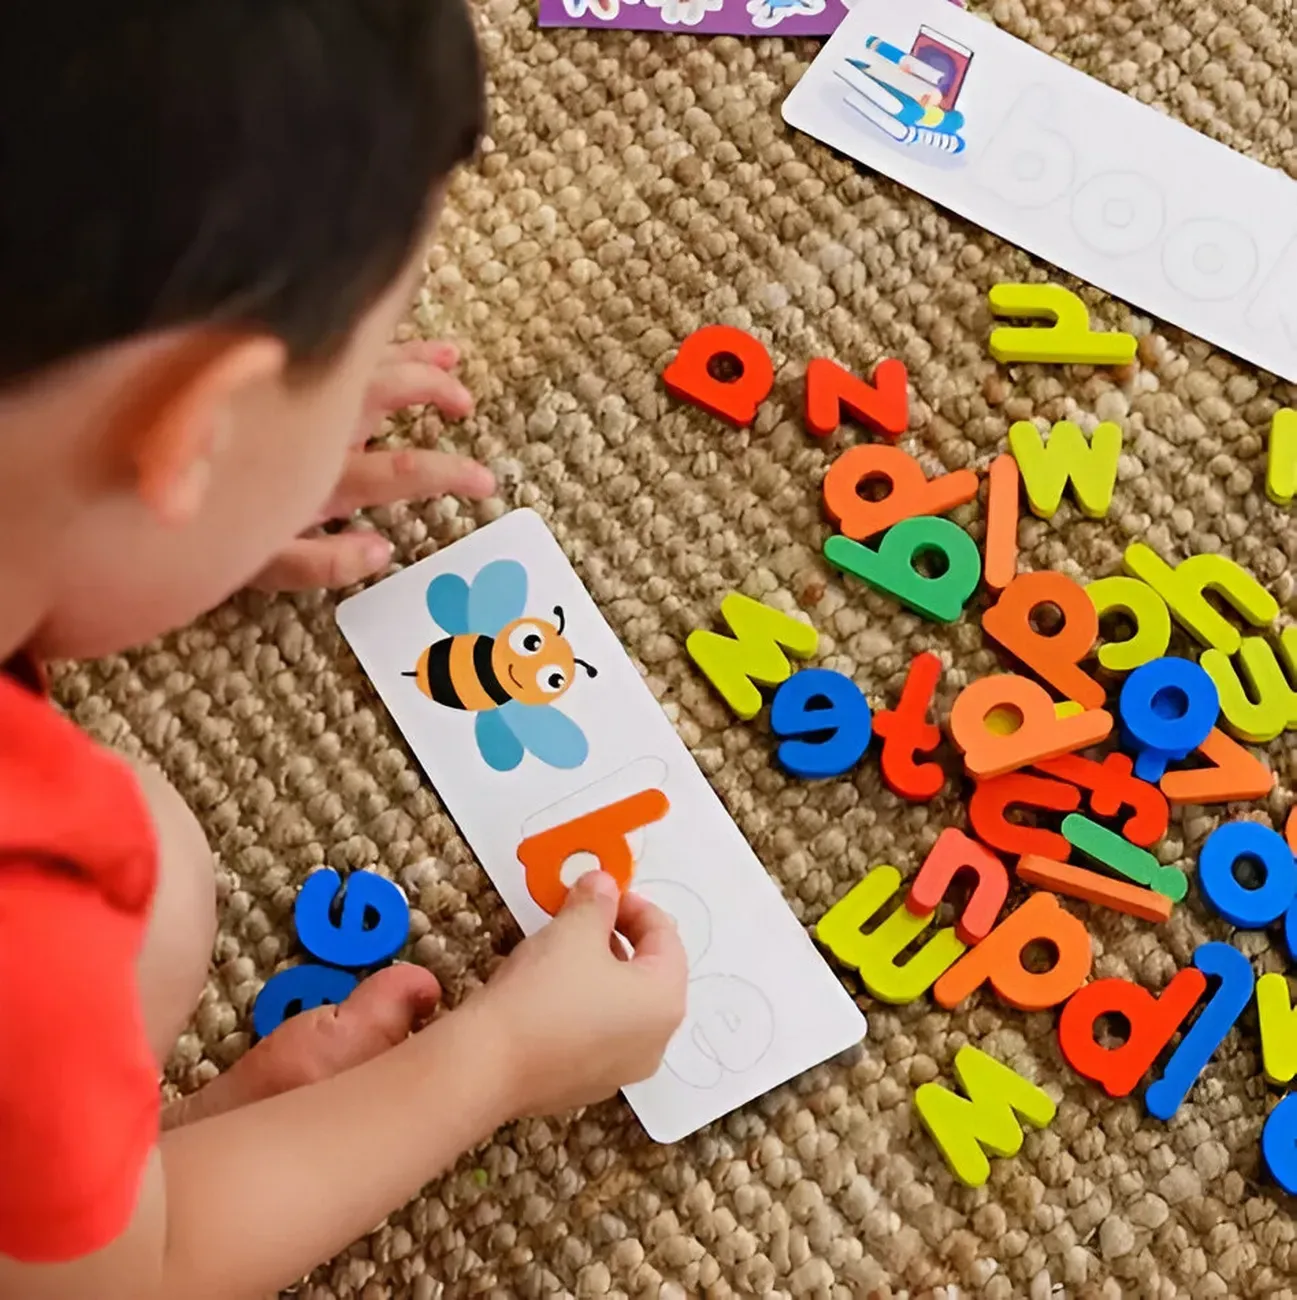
[403,558,597,773]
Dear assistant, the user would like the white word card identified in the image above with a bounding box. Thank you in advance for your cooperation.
[782,0,1297,382]
[337,509,866,1142]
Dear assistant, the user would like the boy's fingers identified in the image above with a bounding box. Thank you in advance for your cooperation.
[248,530,393,592]
[557,870,621,935]
[386,338,461,370]
[364,359,474,421]
[323,449,495,519]
[617,892,687,969]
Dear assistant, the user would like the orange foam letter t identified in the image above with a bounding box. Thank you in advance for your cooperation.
[517,789,671,916]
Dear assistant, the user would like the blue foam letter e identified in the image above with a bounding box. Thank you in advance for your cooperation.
[771,668,872,779]
[294,868,410,969]
[252,964,359,1039]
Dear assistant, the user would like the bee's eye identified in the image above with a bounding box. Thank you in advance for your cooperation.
[507,623,545,656]
[541,669,568,695]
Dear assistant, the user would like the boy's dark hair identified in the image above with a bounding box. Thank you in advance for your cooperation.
[0,1,484,385]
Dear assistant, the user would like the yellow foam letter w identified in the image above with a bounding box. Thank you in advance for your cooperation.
[1008,419,1123,519]
[686,593,818,720]
[914,1045,1056,1187]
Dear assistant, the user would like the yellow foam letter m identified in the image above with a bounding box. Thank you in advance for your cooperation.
[685,593,818,720]
[914,1046,1056,1187]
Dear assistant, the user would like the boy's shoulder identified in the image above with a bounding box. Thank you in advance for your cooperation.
[0,657,162,1266]
[0,658,156,911]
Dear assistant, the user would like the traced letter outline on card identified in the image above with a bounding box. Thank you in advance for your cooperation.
[337,509,866,1143]
[782,0,1297,381]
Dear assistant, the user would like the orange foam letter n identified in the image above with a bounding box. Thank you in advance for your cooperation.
[517,789,670,916]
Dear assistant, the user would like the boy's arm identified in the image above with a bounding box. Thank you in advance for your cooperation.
[0,871,686,1300]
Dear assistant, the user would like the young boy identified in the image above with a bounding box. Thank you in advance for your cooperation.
[0,4,689,1297]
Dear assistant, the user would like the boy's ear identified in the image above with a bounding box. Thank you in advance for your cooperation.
[121,332,288,526]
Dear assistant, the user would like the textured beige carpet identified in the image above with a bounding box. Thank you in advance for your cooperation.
[60,1,1297,1295]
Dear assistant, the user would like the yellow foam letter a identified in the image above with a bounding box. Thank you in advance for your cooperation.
[686,593,817,720]
[914,1045,1056,1187]
[1009,419,1123,519]
[1123,544,1278,656]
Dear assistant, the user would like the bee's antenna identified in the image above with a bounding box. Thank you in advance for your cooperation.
[552,605,566,635]
[401,671,417,678]
[573,658,598,679]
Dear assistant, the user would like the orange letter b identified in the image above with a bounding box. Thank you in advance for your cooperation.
[517,789,670,916]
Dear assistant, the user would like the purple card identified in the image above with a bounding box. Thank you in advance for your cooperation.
[537,0,963,44]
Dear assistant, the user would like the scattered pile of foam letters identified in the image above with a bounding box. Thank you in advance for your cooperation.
[672,283,1297,1193]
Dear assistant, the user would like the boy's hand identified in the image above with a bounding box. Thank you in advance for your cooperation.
[470,872,690,1120]
[251,341,495,592]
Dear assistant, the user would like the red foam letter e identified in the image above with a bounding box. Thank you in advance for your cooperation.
[517,789,670,916]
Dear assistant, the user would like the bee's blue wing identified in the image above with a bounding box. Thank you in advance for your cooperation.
[475,709,525,772]
[425,574,472,635]
[467,560,529,636]
[499,700,589,770]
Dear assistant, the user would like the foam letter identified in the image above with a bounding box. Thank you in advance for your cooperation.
[824,517,981,623]
[1160,727,1275,804]
[949,674,1112,779]
[1062,813,1187,902]
[1058,970,1208,1097]
[983,453,1020,592]
[1262,1093,1297,1195]
[294,868,410,970]
[1008,419,1123,519]
[968,772,1079,860]
[252,964,360,1040]
[934,891,1092,1012]
[907,828,1009,944]
[770,668,872,779]
[1145,941,1254,1121]
[517,789,670,916]
[1266,408,1297,506]
[914,1045,1056,1188]
[1200,629,1297,744]
[982,570,1105,708]
[988,284,1136,366]
[1035,751,1169,846]
[814,865,965,1004]
[1017,854,1173,923]
[1086,575,1173,672]
[823,444,979,542]
[1197,820,1296,929]
[873,651,944,800]
[804,356,908,440]
[686,592,818,720]
[1257,973,1297,1086]
[1117,656,1220,782]
[662,325,773,428]
[1123,544,1278,656]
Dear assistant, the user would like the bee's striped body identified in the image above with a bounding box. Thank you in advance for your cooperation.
[417,635,512,712]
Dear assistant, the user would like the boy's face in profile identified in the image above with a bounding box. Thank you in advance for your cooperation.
[28,231,429,664]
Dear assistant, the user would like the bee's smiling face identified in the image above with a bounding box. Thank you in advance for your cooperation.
[492,618,577,706]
